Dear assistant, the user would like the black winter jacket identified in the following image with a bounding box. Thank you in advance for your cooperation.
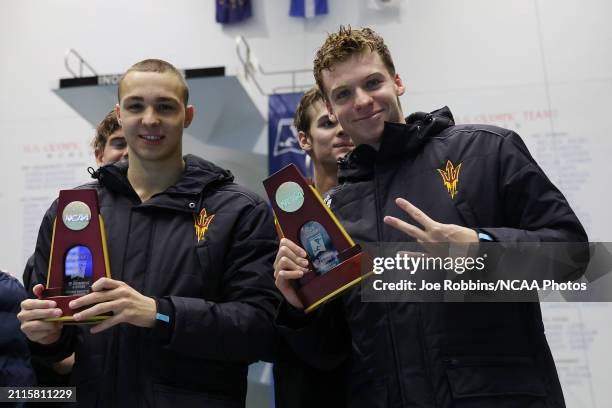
[0,272,35,388]
[278,107,588,408]
[28,155,280,408]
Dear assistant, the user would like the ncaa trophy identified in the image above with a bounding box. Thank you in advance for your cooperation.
[38,189,112,323]
[264,164,366,313]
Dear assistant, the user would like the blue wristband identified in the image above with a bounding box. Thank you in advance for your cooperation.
[156,313,170,323]
[478,232,494,242]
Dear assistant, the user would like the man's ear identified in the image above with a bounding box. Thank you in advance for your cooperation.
[94,148,104,167]
[297,130,312,152]
[184,105,195,128]
[394,73,406,97]
[115,104,122,125]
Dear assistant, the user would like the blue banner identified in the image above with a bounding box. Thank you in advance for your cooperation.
[268,92,312,178]
[216,0,252,24]
[289,0,328,18]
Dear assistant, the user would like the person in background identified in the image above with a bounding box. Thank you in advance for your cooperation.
[92,109,129,166]
[0,269,35,407]
[273,87,352,407]
[294,87,354,198]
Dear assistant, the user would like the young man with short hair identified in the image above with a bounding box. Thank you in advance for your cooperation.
[275,27,588,407]
[294,87,354,197]
[92,109,128,166]
[19,59,280,407]
[273,87,351,408]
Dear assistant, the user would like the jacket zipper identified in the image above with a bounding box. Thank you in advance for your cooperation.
[374,161,408,406]
[416,304,438,406]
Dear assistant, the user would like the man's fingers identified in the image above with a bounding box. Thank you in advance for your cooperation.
[18,307,63,322]
[21,321,63,343]
[280,238,307,258]
[274,251,309,280]
[276,255,307,274]
[69,287,122,309]
[275,269,304,293]
[32,284,45,299]
[21,298,56,311]
[395,198,435,229]
[66,277,122,311]
[73,300,119,322]
[91,277,122,292]
[274,245,297,269]
[384,216,428,242]
[21,320,62,334]
[274,242,308,270]
[277,269,304,281]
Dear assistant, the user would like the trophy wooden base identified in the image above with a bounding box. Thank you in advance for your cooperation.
[299,250,367,314]
[38,290,111,324]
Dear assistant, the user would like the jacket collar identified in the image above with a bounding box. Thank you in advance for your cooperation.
[92,154,233,203]
[338,106,455,183]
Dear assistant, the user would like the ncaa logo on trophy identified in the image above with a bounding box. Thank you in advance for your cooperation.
[38,189,112,323]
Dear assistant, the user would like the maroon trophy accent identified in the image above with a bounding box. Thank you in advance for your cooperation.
[264,164,366,313]
[38,189,112,323]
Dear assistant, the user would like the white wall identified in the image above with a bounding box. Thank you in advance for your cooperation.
[0,1,610,406]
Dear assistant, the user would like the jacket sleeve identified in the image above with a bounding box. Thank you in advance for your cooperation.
[0,273,36,386]
[274,298,351,371]
[153,200,281,363]
[479,131,590,281]
[26,199,77,363]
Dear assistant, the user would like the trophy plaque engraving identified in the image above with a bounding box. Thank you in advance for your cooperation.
[264,164,366,313]
[38,189,112,323]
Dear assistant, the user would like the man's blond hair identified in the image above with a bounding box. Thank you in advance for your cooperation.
[313,26,396,98]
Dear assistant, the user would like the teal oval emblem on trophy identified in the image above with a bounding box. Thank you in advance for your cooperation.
[62,201,92,231]
[276,182,305,213]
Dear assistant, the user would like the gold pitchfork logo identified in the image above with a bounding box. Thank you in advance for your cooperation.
[194,208,215,242]
[437,160,462,199]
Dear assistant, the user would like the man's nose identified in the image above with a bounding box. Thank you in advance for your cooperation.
[142,107,159,126]
[354,88,373,110]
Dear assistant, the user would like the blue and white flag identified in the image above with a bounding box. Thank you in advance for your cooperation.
[216,0,252,24]
[289,0,328,18]
[268,92,313,178]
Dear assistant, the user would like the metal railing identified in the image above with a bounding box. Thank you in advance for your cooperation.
[235,36,313,95]
[64,49,97,78]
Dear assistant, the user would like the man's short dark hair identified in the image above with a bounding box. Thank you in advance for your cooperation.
[118,59,189,105]
[294,87,326,134]
[92,109,121,152]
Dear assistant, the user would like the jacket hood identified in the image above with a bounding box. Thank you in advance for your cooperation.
[91,154,234,200]
[338,106,454,183]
